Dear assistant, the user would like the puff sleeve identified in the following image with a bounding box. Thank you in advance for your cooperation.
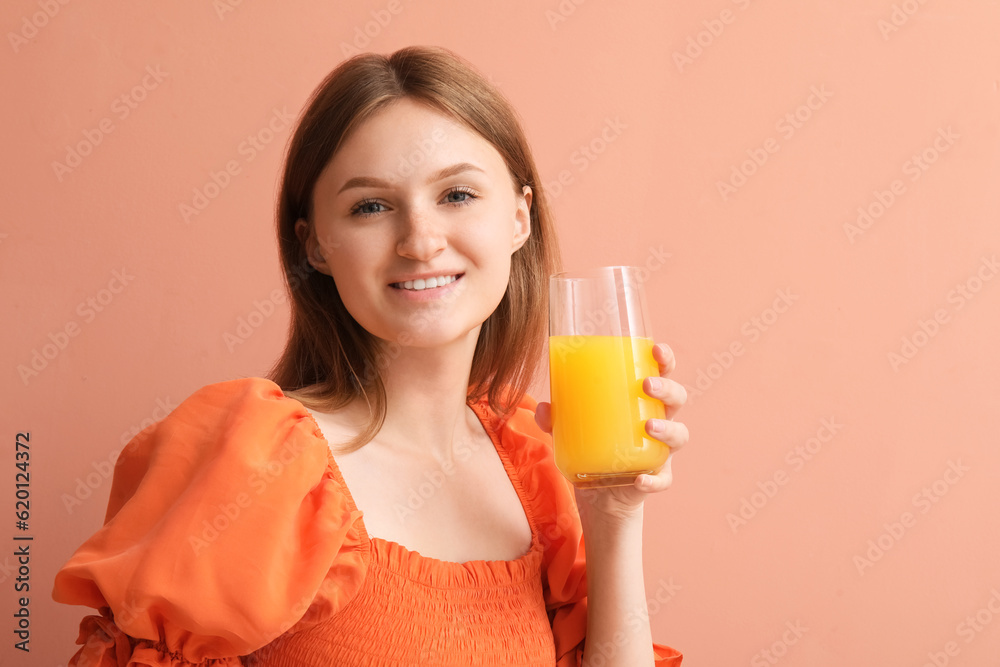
[499,394,683,666]
[51,377,370,666]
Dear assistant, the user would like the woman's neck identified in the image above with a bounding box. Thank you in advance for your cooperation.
[359,330,484,463]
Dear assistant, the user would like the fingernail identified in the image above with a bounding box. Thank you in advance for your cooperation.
[649,377,662,391]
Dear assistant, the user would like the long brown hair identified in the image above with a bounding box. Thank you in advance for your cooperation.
[266,46,560,453]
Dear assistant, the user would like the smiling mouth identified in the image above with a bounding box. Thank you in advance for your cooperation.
[390,274,462,291]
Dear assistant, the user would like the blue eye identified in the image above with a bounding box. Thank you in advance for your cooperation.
[444,186,478,206]
[349,187,478,217]
[350,198,385,217]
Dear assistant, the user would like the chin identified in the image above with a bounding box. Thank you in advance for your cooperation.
[372,321,483,351]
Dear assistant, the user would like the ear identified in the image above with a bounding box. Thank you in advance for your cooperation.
[511,185,532,253]
[295,218,331,275]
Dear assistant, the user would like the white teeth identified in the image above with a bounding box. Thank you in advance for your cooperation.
[397,275,457,291]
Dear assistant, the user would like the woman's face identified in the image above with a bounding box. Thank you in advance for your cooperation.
[298,97,532,351]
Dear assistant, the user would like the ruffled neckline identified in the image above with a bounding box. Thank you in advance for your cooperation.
[298,396,544,589]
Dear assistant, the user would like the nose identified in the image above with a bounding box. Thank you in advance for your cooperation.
[395,205,447,261]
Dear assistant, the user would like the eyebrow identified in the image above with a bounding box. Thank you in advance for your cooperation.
[336,162,487,195]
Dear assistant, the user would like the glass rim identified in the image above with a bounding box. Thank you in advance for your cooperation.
[549,265,641,281]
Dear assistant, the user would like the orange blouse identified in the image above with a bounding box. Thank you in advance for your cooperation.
[52,377,682,666]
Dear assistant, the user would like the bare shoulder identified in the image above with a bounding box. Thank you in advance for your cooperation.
[299,403,385,499]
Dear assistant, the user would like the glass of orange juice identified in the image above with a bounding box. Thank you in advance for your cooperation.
[548,266,668,488]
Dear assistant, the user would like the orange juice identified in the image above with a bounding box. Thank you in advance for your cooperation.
[548,335,668,486]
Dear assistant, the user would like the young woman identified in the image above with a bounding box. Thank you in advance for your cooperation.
[53,46,689,666]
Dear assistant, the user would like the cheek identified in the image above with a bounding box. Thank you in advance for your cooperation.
[483,254,515,300]
[324,228,379,273]
[328,268,380,334]
[329,255,368,295]
[325,248,370,306]
[311,221,343,256]
[317,230,351,260]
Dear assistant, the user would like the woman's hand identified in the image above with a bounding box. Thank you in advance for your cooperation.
[534,342,690,521]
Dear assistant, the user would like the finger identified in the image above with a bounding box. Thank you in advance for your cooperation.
[534,401,552,433]
[643,376,687,420]
[635,456,673,493]
[652,343,676,376]
[644,418,689,451]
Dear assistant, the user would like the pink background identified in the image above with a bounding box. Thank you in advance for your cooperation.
[2,1,999,665]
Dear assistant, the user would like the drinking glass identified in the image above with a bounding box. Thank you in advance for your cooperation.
[548,266,669,488]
